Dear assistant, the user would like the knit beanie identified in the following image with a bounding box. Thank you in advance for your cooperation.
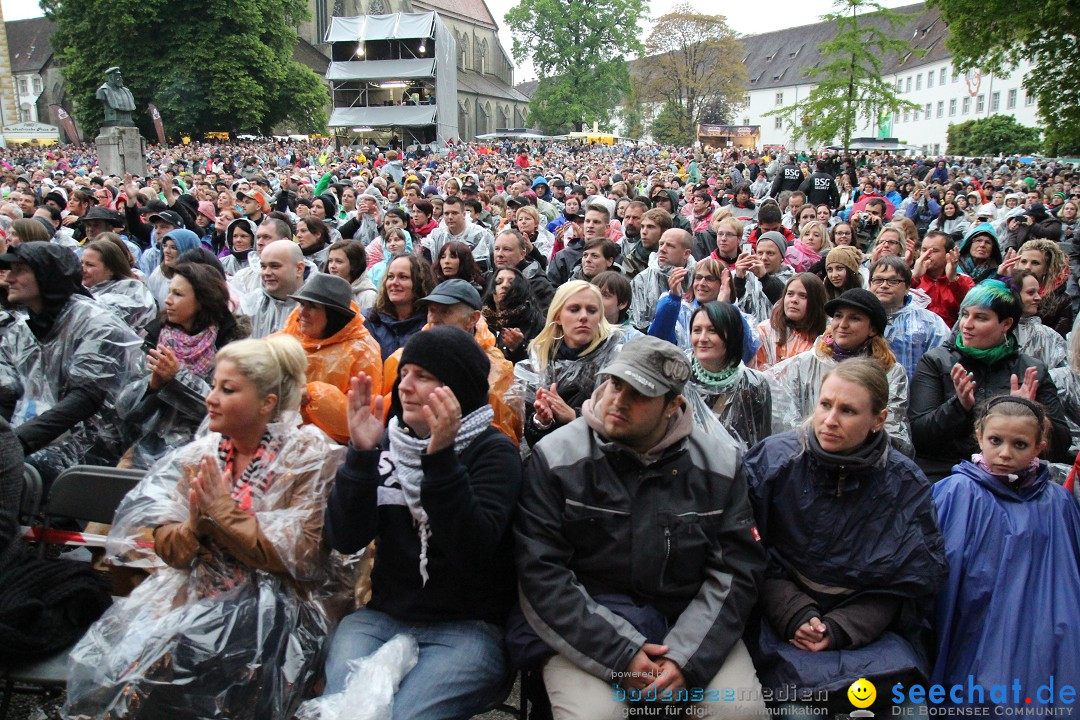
[318,192,338,219]
[399,326,490,415]
[826,245,862,274]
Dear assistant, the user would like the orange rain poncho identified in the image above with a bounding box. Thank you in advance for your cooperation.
[276,303,383,444]
[382,316,524,445]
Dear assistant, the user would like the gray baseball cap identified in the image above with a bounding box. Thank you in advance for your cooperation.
[416,279,482,310]
[599,336,690,398]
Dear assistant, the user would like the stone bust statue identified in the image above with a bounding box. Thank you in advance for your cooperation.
[96,67,137,127]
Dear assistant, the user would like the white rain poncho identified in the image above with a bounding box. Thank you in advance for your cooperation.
[884,294,951,381]
[239,287,298,339]
[629,254,696,331]
[1016,315,1067,370]
[425,220,495,271]
[0,294,145,480]
[88,277,159,337]
[767,340,914,456]
[1050,365,1080,457]
[734,271,775,326]
[64,414,347,720]
[683,363,772,450]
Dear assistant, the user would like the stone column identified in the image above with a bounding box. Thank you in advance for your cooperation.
[0,3,21,128]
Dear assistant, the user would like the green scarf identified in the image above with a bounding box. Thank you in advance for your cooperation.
[955,333,1017,365]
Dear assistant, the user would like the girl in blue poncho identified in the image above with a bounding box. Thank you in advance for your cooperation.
[932,396,1080,706]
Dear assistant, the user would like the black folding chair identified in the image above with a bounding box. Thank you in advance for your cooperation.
[0,464,143,718]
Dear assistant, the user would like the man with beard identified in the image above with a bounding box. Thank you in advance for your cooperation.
[621,208,669,281]
[629,229,695,332]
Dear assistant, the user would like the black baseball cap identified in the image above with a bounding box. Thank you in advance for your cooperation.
[823,288,888,336]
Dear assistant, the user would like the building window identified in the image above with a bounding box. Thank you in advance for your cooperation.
[896,79,903,92]
[905,77,911,92]
[924,103,931,120]
[1007,89,1017,109]
[949,99,957,116]
[916,74,922,90]
[775,92,783,106]
[990,91,1000,112]
[774,117,783,130]
[962,96,971,114]
[17,79,27,95]
[903,109,909,122]
[742,118,749,125]
[940,68,946,84]
[933,143,941,155]
[937,101,944,118]
[951,68,959,82]
[976,94,985,112]
[743,94,750,106]
[31,77,41,94]
[1025,90,1035,106]
[927,71,934,88]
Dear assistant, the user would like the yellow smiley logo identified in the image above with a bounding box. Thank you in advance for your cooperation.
[848,677,876,709]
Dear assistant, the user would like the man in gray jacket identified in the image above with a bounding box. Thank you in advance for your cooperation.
[515,336,766,719]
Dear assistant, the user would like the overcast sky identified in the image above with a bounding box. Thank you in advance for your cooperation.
[3,0,917,83]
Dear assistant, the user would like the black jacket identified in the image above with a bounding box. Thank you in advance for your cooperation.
[769,164,803,197]
[908,340,1071,480]
[324,426,522,625]
[798,172,841,208]
[515,414,764,686]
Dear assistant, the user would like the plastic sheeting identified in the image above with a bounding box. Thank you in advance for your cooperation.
[238,289,298,339]
[325,13,435,42]
[65,415,346,719]
[326,59,436,81]
[117,365,212,471]
[767,343,914,456]
[296,634,419,720]
[88,278,159,338]
[683,365,772,450]
[1050,365,1080,456]
[629,256,695,332]
[328,106,437,128]
[0,295,145,478]
[735,272,775,327]
[1016,315,1067,370]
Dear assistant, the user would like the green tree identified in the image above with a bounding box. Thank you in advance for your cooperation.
[620,84,646,140]
[505,0,645,134]
[946,116,1042,157]
[42,0,329,138]
[764,0,921,150]
[638,5,745,148]
[649,101,692,145]
[929,0,1079,155]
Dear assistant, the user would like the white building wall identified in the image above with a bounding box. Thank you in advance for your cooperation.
[889,58,1039,154]
[13,73,41,122]
[737,57,1040,153]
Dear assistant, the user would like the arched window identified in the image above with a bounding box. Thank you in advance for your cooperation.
[457,32,469,69]
[497,104,508,130]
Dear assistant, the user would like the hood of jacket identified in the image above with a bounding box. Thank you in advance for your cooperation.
[949,457,1051,503]
[958,221,1001,260]
[4,241,91,339]
[280,300,370,350]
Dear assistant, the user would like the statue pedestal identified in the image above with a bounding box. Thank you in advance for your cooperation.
[95,126,146,177]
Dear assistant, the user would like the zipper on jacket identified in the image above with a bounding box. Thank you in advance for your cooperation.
[660,527,671,583]
[836,469,846,497]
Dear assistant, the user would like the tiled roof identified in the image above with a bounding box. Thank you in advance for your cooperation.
[514,79,537,99]
[410,0,497,30]
[6,17,55,74]
[739,3,937,90]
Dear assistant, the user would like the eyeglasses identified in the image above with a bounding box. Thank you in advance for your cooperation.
[695,275,720,283]
[870,277,905,288]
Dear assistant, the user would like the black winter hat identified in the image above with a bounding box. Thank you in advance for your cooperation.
[397,326,490,416]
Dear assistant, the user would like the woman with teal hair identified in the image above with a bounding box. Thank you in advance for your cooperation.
[908,279,1072,481]
[368,227,413,289]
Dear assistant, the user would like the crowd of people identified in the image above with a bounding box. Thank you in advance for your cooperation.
[0,136,1078,719]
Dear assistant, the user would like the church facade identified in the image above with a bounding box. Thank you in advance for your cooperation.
[300,0,528,141]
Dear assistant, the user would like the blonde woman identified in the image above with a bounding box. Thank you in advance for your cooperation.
[66,335,344,719]
[513,281,624,446]
[785,219,832,272]
[516,204,555,260]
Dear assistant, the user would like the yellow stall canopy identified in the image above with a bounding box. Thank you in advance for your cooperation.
[204,131,230,140]
[3,121,60,146]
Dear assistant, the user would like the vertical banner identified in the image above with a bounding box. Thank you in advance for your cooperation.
[148,103,166,145]
[50,104,81,147]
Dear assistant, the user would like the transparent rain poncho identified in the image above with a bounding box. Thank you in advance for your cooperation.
[682,363,773,451]
[64,414,347,720]
[0,294,145,479]
[88,277,159,338]
[296,634,419,720]
[513,330,626,449]
[766,341,914,456]
[1016,315,1067,370]
[238,288,298,339]
[115,363,213,471]
[734,271,775,327]
[628,255,696,332]
[1051,365,1080,457]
